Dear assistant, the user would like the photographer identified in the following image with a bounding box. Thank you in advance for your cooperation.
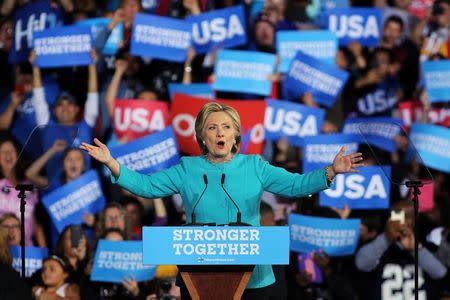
[355,200,447,299]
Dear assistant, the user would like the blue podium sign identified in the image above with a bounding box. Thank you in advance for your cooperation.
[142,226,289,265]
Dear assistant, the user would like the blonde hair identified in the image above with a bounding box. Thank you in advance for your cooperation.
[0,228,12,265]
[0,212,20,226]
[195,102,241,155]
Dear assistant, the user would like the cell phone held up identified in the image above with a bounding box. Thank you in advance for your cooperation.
[390,210,405,225]
[70,225,82,249]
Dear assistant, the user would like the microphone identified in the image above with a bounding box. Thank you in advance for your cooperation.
[15,184,34,192]
[221,174,250,226]
[189,174,208,225]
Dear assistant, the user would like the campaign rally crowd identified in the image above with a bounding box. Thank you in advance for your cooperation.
[0,0,449,299]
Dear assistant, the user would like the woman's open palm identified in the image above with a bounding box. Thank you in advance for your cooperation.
[332,146,364,174]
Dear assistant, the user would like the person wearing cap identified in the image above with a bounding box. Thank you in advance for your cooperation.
[29,50,99,154]
[32,255,80,300]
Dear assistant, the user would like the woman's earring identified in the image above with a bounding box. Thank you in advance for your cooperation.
[233,139,236,145]
[202,140,206,145]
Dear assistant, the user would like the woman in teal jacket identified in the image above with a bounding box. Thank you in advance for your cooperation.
[81,102,364,298]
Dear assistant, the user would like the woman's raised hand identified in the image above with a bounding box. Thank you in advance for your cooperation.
[332,146,364,174]
[80,138,112,164]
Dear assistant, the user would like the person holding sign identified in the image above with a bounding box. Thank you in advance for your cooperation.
[29,49,99,167]
[25,140,86,191]
[80,102,364,296]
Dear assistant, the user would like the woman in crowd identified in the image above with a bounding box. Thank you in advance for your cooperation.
[0,212,21,245]
[25,140,86,192]
[94,202,132,241]
[54,225,91,284]
[0,136,45,246]
[32,255,80,300]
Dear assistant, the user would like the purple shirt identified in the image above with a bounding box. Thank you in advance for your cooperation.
[0,178,39,245]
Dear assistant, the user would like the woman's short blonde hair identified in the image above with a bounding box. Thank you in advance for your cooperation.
[195,102,241,155]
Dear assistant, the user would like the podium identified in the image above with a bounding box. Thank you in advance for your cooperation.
[142,226,289,300]
[178,265,254,300]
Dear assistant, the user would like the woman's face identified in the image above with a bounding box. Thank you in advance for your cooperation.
[202,111,236,160]
[104,207,126,231]
[63,150,84,181]
[0,217,21,245]
[42,260,67,288]
[0,141,18,174]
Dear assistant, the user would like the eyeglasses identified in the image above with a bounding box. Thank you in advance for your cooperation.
[1,224,20,230]
[105,214,125,222]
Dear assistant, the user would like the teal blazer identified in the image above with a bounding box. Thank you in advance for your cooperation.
[112,154,330,289]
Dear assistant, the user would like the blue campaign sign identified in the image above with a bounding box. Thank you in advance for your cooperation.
[33,26,93,68]
[168,83,214,101]
[42,170,106,232]
[283,51,349,108]
[213,50,276,96]
[250,0,265,19]
[326,8,382,47]
[9,1,63,63]
[264,99,325,147]
[76,18,123,55]
[319,165,391,209]
[355,79,400,116]
[10,246,48,278]
[303,134,360,172]
[310,0,349,27]
[277,30,338,73]
[91,240,157,283]
[110,126,179,174]
[188,5,247,54]
[410,124,450,173]
[142,0,159,13]
[289,214,360,256]
[422,60,450,103]
[142,226,290,265]
[342,117,402,153]
[131,13,192,62]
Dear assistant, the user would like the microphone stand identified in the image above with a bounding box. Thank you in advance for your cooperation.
[405,180,423,300]
[15,184,34,279]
